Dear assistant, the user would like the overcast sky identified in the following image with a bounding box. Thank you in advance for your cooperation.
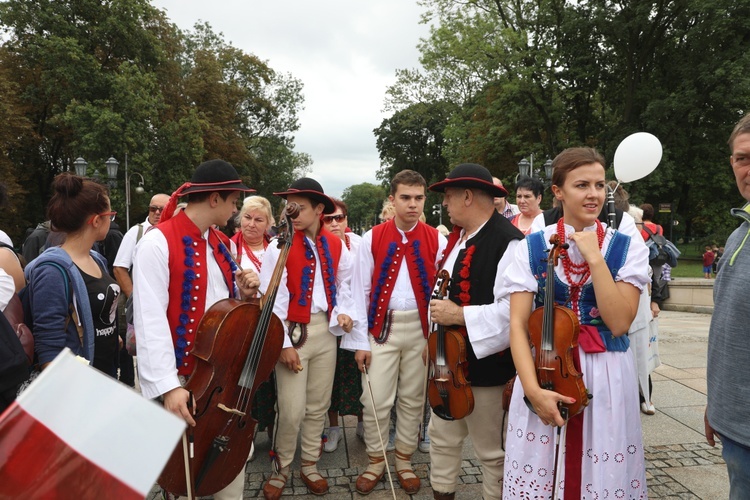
[151,0,431,198]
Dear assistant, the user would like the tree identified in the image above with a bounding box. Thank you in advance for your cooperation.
[0,2,311,241]
[382,0,750,242]
[342,183,387,233]
[374,101,455,186]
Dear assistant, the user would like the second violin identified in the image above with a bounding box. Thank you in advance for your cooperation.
[427,269,474,421]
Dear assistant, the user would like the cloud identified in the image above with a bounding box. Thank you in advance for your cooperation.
[152,0,430,198]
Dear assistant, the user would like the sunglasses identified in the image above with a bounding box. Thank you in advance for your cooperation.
[323,214,346,223]
[149,205,165,213]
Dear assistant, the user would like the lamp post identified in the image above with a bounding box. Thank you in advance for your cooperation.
[123,153,145,230]
[518,154,553,188]
[432,203,442,226]
[105,157,119,188]
[73,157,88,177]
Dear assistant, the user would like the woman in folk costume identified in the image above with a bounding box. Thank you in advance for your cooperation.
[502,148,650,499]
[322,197,366,451]
[230,195,277,459]
[260,178,360,499]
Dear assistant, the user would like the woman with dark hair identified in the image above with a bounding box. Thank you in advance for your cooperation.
[510,175,544,235]
[502,148,649,498]
[321,197,365,452]
[24,173,120,376]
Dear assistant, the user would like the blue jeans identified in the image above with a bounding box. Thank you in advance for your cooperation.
[720,433,750,500]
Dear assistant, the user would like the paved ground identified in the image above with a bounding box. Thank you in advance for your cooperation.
[149,309,727,499]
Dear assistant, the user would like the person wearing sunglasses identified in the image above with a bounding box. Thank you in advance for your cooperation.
[112,193,169,299]
[24,173,122,377]
[320,198,366,452]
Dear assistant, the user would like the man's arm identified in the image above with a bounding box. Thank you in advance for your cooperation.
[132,230,180,400]
[113,266,133,297]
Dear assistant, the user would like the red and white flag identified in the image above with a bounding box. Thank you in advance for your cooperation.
[0,349,184,499]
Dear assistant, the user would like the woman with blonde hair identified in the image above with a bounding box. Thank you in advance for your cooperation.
[231,195,275,274]
[231,195,277,458]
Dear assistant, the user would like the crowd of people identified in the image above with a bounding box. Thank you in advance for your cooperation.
[1,114,749,500]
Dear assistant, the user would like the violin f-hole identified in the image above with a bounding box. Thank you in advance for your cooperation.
[196,385,224,418]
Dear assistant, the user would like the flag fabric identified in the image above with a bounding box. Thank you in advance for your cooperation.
[0,349,184,499]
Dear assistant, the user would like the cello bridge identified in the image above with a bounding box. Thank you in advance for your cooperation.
[435,377,449,382]
[217,403,246,417]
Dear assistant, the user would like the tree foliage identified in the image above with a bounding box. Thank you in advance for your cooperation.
[0,0,310,241]
[381,0,750,242]
[341,183,387,233]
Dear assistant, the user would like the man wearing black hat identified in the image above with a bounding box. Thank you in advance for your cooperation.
[260,177,360,499]
[427,163,524,500]
[132,159,260,499]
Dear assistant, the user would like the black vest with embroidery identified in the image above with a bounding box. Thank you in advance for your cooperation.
[447,211,523,387]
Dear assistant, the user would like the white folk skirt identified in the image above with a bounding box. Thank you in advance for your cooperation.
[503,346,648,499]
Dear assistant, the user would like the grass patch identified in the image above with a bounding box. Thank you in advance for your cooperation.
[670,260,705,278]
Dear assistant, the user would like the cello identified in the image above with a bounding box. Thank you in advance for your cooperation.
[158,203,299,496]
[427,269,474,421]
[526,233,591,421]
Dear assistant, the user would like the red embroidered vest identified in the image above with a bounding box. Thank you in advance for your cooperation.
[368,220,440,338]
[285,228,342,323]
[160,211,235,376]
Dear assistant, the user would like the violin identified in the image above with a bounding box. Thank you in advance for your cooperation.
[158,203,300,496]
[427,269,474,421]
[526,233,590,421]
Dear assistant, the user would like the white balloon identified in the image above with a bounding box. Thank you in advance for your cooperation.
[613,132,662,183]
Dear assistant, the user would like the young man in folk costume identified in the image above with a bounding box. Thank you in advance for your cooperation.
[132,160,260,499]
[260,178,360,499]
[345,170,447,495]
[427,163,524,500]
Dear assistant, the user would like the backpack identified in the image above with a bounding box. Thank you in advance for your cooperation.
[14,261,79,365]
[642,225,680,268]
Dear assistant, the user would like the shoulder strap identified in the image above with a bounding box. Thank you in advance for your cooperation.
[34,261,71,304]
[136,223,144,243]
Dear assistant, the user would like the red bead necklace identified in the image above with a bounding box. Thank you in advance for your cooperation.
[241,238,267,273]
[555,217,606,314]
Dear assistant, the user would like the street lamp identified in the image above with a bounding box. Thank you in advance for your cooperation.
[123,153,145,229]
[432,203,442,226]
[73,157,88,177]
[517,154,553,188]
[105,157,119,188]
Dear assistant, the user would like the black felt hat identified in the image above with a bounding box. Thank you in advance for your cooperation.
[429,163,508,198]
[179,159,254,195]
[274,177,336,214]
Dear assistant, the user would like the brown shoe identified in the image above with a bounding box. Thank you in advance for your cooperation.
[262,467,289,500]
[433,491,455,500]
[300,470,329,496]
[397,467,421,494]
[356,469,385,495]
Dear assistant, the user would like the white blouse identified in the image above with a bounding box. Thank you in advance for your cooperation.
[500,222,650,303]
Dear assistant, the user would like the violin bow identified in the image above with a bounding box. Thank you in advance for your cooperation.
[362,365,397,500]
[552,407,569,500]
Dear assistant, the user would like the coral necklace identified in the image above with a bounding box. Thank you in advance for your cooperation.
[241,239,267,273]
[556,217,606,314]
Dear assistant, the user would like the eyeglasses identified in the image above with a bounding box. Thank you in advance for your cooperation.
[323,214,346,223]
[89,211,117,224]
[149,205,165,213]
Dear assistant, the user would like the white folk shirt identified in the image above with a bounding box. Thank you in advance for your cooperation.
[436,219,523,360]
[343,223,447,352]
[259,235,362,350]
[132,228,236,399]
